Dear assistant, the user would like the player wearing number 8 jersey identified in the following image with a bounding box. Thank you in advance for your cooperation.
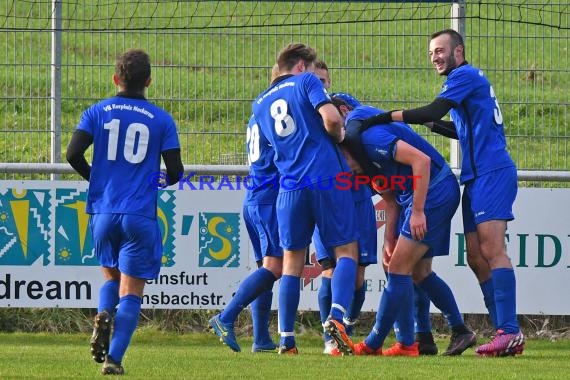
[66,48,183,374]
[252,43,359,355]
[358,29,523,356]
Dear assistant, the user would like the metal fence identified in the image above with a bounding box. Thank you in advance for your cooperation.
[1,1,569,182]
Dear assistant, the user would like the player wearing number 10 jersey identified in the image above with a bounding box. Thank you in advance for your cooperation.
[251,43,359,355]
[66,49,183,374]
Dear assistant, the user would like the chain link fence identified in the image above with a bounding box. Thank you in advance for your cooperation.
[1,1,568,182]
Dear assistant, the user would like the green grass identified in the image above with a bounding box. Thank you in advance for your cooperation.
[1,1,568,172]
[0,331,569,379]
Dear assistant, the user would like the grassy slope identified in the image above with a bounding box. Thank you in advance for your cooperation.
[0,1,568,171]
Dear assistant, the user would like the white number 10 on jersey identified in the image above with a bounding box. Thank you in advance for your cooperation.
[103,119,150,164]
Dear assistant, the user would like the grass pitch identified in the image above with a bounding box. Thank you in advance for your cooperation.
[1,330,569,379]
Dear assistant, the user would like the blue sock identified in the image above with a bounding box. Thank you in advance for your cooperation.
[492,268,519,334]
[396,284,415,346]
[98,279,120,314]
[318,277,332,341]
[345,283,366,336]
[329,257,357,321]
[393,305,415,345]
[251,289,274,345]
[418,272,464,328]
[220,267,276,324]
[365,273,413,350]
[388,271,404,342]
[278,275,300,349]
[393,317,402,342]
[108,294,141,363]
[389,271,408,343]
[480,278,498,329]
[414,284,432,333]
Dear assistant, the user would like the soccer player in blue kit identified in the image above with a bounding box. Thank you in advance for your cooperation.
[252,43,359,355]
[337,101,475,356]
[66,49,183,374]
[310,60,377,355]
[359,29,524,357]
[208,65,282,353]
[311,92,378,355]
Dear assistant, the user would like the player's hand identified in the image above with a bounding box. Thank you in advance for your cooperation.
[410,210,427,241]
[382,236,396,267]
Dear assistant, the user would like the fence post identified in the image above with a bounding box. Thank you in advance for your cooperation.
[450,0,466,170]
[50,0,62,180]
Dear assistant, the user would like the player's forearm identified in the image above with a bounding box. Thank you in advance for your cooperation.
[324,119,345,143]
[424,120,458,139]
[382,193,400,241]
[162,149,184,186]
[67,156,91,181]
[66,130,93,181]
[366,98,454,126]
[410,157,430,213]
[319,103,345,143]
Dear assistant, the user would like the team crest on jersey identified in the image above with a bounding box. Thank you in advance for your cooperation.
[198,212,240,267]
[54,189,96,265]
[0,188,51,266]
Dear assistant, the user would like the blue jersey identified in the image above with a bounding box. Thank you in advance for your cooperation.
[351,178,372,202]
[252,73,348,190]
[244,115,279,205]
[349,105,450,206]
[77,95,180,218]
[438,63,515,183]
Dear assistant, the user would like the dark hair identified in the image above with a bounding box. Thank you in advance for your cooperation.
[431,29,465,53]
[277,43,317,72]
[331,96,351,113]
[115,49,151,92]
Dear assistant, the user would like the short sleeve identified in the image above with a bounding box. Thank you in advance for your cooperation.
[438,68,475,106]
[161,113,181,152]
[76,106,95,136]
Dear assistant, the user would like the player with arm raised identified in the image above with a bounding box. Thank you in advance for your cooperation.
[66,49,183,375]
[359,29,523,357]
[252,43,358,355]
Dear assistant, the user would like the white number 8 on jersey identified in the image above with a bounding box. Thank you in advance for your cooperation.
[270,99,296,137]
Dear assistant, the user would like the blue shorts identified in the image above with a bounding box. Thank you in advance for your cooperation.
[277,182,357,251]
[90,213,163,280]
[314,197,377,266]
[462,166,517,233]
[399,175,460,258]
[243,203,283,262]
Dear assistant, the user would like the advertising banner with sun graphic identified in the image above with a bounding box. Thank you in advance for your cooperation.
[1,181,570,314]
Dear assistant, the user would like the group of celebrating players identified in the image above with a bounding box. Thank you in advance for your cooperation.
[68,28,525,376]
[209,29,524,359]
